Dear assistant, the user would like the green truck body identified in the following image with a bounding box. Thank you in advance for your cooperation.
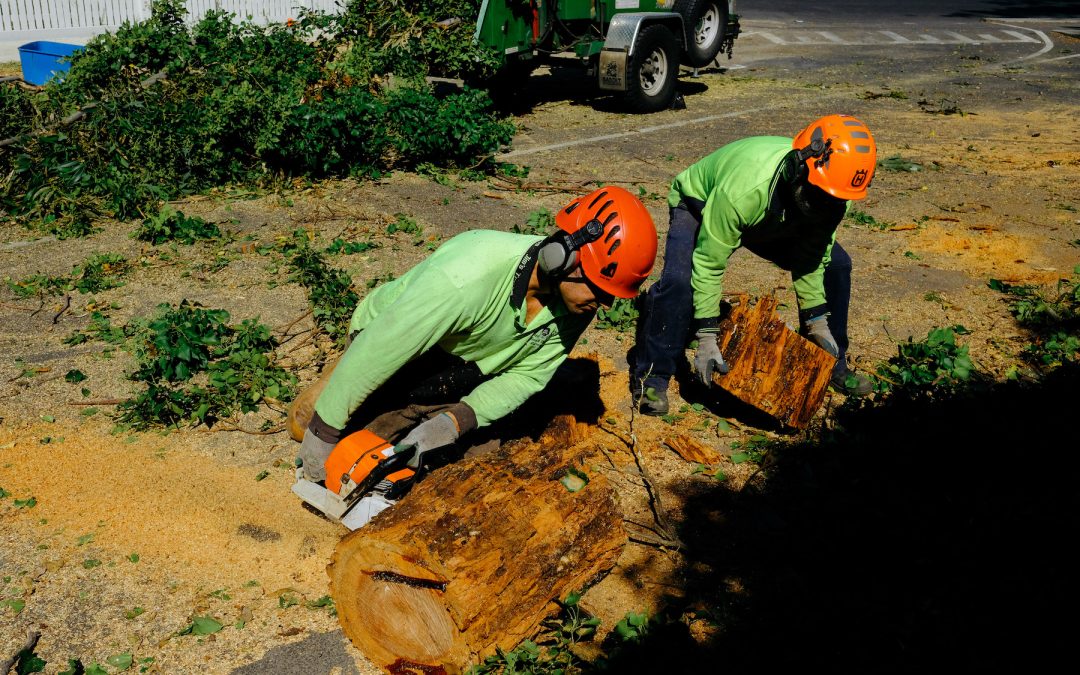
[473,0,740,111]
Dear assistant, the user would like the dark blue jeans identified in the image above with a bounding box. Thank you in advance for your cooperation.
[632,207,852,392]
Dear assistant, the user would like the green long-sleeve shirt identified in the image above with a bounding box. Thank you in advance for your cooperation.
[668,136,844,319]
[314,230,592,430]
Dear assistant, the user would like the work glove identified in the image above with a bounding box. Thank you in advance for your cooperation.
[399,412,461,469]
[298,428,335,482]
[693,324,729,387]
[803,315,839,358]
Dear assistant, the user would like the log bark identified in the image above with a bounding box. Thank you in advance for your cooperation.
[711,294,836,429]
[328,414,626,673]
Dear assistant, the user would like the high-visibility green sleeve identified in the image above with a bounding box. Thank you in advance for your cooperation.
[314,265,470,430]
[691,192,744,320]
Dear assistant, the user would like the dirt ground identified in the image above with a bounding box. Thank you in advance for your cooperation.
[2,52,1078,674]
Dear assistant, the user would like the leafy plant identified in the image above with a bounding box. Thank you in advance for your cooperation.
[846,209,891,230]
[469,591,600,674]
[6,253,129,297]
[1,1,513,235]
[878,155,923,172]
[137,206,220,245]
[595,297,639,332]
[325,238,378,255]
[112,301,295,429]
[283,231,359,342]
[875,326,974,395]
[990,271,1080,369]
[512,209,555,236]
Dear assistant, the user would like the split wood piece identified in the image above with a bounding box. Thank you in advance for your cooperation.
[665,435,726,465]
[328,414,626,673]
[711,293,836,429]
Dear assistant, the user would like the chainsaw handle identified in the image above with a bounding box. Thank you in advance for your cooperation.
[350,443,415,498]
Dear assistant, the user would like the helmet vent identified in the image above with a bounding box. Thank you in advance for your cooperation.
[604,224,621,242]
[588,191,610,209]
[565,201,580,214]
[608,239,622,256]
[600,262,618,278]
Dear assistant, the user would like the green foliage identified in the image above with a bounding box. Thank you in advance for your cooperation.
[387,213,423,236]
[137,206,220,244]
[878,155,923,172]
[325,238,378,255]
[595,297,639,332]
[512,209,555,236]
[110,301,295,429]
[6,253,129,297]
[990,271,1080,369]
[470,591,600,674]
[875,326,974,395]
[846,208,891,230]
[283,231,359,341]
[1,0,514,236]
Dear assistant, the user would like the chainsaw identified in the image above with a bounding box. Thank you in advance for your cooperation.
[292,430,417,530]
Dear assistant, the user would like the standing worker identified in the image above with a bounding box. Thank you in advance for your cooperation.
[290,186,658,480]
[631,114,877,415]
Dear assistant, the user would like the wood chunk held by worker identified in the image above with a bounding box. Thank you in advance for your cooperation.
[328,414,626,672]
[710,294,836,429]
[665,435,726,465]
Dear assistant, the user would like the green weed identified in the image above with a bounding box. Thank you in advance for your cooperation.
[595,297,639,332]
[874,326,974,395]
[990,271,1080,369]
[6,253,129,297]
[512,209,555,236]
[137,206,220,245]
[283,231,359,342]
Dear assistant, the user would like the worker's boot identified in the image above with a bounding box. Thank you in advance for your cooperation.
[830,367,873,397]
[633,386,670,417]
[287,360,339,442]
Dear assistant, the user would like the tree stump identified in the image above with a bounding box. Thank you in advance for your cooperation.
[711,294,836,429]
[327,414,626,673]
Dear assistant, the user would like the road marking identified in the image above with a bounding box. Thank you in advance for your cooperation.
[878,31,912,44]
[756,32,787,44]
[817,31,846,44]
[501,105,785,159]
[945,31,981,44]
[743,28,1049,47]
[1000,30,1041,44]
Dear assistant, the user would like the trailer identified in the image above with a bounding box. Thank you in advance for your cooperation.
[474,0,740,112]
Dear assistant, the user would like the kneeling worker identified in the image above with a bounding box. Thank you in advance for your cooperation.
[290,186,658,481]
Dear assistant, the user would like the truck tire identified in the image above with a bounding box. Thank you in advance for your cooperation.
[675,0,728,68]
[623,24,680,113]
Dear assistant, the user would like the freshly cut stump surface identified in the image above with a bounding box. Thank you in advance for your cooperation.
[712,293,837,429]
[328,414,626,672]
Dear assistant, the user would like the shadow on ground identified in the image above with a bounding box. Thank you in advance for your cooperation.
[604,363,1077,672]
[229,631,361,675]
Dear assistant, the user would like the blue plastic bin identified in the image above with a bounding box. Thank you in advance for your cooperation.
[18,41,84,86]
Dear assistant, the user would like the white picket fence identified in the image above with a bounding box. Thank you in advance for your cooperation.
[0,0,345,32]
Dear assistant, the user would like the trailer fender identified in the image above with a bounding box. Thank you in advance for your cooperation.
[598,12,684,92]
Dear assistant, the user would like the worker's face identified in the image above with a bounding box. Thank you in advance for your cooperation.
[791,180,847,223]
[558,268,614,315]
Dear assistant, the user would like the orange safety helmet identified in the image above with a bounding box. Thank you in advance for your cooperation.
[792,114,877,200]
[547,186,658,299]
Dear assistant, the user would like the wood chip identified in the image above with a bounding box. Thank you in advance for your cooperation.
[665,435,725,465]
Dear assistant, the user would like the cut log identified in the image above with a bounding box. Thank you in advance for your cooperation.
[710,294,836,429]
[327,414,626,673]
[665,435,727,465]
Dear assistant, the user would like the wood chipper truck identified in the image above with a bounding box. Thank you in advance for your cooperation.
[473,0,740,112]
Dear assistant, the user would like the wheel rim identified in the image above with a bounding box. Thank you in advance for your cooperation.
[640,47,669,97]
[695,5,721,49]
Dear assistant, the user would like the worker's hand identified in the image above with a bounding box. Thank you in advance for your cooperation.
[298,428,335,482]
[803,315,839,358]
[693,329,729,387]
[399,412,461,469]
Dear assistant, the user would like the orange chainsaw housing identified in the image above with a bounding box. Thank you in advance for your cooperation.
[324,430,415,495]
